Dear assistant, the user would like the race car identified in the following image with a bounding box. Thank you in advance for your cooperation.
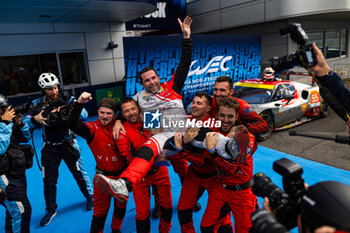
[233,78,329,140]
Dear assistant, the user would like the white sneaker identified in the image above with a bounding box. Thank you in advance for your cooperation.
[94,174,129,204]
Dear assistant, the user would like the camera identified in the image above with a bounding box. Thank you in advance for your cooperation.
[30,91,71,125]
[12,103,31,115]
[251,158,306,230]
[250,209,289,233]
[270,23,317,74]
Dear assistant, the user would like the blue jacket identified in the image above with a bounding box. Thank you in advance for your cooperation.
[0,120,30,156]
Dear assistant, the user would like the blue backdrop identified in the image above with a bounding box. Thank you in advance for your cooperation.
[123,34,261,107]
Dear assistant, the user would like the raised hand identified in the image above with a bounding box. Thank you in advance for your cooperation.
[309,43,330,77]
[177,16,192,39]
[1,107,16,122]
[78,92,92,104]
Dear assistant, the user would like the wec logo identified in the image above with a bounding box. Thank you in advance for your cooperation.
[188,55,232,76]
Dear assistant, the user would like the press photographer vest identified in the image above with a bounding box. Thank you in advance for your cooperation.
[0,130,33,176]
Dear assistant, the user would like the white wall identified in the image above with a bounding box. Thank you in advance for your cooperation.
[188,1,350,78]
[188,0,350,33]
[0,21,126,86]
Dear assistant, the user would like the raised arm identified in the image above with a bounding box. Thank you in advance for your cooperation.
[172,16,193,94]
[67,92,94,143]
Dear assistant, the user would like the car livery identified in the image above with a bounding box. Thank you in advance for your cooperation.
[233,78,329,138]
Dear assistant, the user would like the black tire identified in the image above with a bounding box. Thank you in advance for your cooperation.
[320,100,329,118]
[257,111,274,141]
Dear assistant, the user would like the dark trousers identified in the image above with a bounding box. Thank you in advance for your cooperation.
[41,141,90,211]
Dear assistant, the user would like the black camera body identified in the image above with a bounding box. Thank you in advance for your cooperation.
[251,158,306,230]
[12,103,31,115]
[271,23,317,74]
[30,91,71,125]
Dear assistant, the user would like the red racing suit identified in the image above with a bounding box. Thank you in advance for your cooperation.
[210,97,268,141]
[167,153,189,183]
[116,120,172,233]
[67,102,128,233]
[177,115,233,233]
[200,128,258,233]
[118,38,193,190]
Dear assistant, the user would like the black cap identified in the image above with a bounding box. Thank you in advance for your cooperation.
[301,181,350,232]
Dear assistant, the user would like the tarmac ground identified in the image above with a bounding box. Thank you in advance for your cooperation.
[259,109,350,171]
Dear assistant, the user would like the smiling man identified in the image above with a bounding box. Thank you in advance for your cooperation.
[117,97,173,233]
[67,92,128,233]
[200,97,258,233]
[210,76,268,141]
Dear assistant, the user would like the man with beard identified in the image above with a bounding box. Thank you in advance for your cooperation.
[176,92,233,233]
[200,97,258,233]
[67,92,128,233]
[29,73,93,226]
[210,76,268,141]
[116,97,172,233]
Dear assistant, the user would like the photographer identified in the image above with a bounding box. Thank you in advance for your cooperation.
[0,94,32,233]
[260,181,350,233]
[308,43,350,132]
[270,23,350,133]
[28,73,93,226]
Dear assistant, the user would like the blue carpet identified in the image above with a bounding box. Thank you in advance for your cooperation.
[1,118,350,233]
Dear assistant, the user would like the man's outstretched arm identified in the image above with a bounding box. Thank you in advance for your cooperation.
[172,16,193,94]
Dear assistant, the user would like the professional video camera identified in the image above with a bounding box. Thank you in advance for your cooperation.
[30,91,71,125]
[270,23,317,74]
[251,158,306,230]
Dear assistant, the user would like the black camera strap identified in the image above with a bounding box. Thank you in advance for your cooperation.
[30,128,42,171]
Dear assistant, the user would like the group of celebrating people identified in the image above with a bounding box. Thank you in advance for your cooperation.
[1,15,350,233]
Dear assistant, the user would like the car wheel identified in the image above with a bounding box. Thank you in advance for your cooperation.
[320,100,329,118]
[257,111,274,141]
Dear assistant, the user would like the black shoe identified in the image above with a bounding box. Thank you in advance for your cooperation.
[86,195,94,210]
[194,202,201,212]
[40,211,57,226]
[152,204,160,219]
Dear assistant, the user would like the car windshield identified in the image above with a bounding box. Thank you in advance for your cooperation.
[233,86,273,104]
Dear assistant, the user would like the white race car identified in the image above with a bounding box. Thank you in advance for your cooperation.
[233,78,329,140]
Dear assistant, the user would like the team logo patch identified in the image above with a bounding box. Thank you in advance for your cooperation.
[244,107,253,114]
[143,110,162,129]
[246,146,252,155]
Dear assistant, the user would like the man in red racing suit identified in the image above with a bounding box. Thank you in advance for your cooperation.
[209,76,268,141]
[94,16,194,204]
[201,97,258,233]
[176,92,233,233]
[116,97,172,233]
[67,92,128,233]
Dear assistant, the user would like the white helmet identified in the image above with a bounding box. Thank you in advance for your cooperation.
[38,73,59,89]
[263,67,275,80]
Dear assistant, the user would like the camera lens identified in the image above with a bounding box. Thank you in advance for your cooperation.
[270,54,299,74]
[250,209,290,233]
